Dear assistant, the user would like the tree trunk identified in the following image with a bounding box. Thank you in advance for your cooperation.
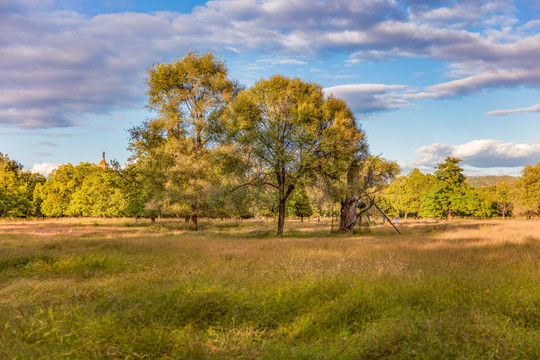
[277,196,286,235]
[339,159,361,234]
[190,202,198,230]
[339,196,359,233]
[276,171,294,235]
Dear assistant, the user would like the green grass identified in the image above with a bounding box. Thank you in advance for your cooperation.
[0,218,539,359]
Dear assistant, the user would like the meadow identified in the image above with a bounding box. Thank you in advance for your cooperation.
[1,217,539,359]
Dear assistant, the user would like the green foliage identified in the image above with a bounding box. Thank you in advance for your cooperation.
[383,168,435,218]
[68,168,128,217]
[291,188,313,221]
[36,163,89,216]
[419,157,469,219]
[0,166,32,218]
[0,153,41,218]
[514,162,540,218]
[0,152,24,173]
[36,163,144,218]
[145,50,238,149]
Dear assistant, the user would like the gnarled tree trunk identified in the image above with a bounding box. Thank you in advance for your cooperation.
[339,196,359,233]
[339,158,361,234]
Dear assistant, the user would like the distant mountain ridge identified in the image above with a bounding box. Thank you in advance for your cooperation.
[465,175,517,187]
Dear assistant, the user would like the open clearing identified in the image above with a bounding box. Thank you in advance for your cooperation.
[1,218,539,359]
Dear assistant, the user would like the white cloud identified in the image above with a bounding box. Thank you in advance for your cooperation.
[324,83,409,113]
[412,139,540,169]
[255,57,307,65]
[487,103,540,116]
[406,68,540,100]
[36,142,58,147]
[31,162,59,176]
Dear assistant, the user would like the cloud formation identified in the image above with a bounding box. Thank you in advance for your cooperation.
[2,0,540,129]
[31,162,59,176]
[487,103,540,116]
[413,139,540,169]
[324,84,409,113]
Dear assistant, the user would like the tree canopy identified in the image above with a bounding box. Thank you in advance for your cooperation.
[131,51,240,229]
[226,74,363,234]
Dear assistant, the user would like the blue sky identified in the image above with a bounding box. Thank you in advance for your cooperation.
[1,0,540,177]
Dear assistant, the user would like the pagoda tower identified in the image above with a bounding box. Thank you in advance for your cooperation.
[99,151,109,169]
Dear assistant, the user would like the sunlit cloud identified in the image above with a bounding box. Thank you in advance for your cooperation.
[487,103,540,116]
[324,83,409,113]
[412,139,540,169]
[31,162,59,176]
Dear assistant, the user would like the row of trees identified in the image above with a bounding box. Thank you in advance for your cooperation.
[0,152,320,222]
[380,157,540,220]
[2,52,540,232]
[3,151,540,224]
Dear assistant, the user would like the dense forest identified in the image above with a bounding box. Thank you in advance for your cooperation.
[2,52,540,232]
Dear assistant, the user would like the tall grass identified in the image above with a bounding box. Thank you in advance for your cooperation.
[0,218,539,358]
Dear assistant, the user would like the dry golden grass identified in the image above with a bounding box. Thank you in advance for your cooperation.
[1,217,539,359]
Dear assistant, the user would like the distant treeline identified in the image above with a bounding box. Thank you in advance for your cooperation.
[2,151,539,223]
[465,175,517,188]
[378,159,538,220]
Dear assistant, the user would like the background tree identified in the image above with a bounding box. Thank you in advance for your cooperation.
[35,163,93,217]
[383,168,435,219]
[514,162,540,219]
[227,75,363,235]
[495,181,513,219]
[68,166,131,217]
[291,188,313,222]
[419,157,469,219]
[0,153,45,218]
[0,162,32,218]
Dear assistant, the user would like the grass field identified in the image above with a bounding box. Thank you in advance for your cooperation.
[1,218,539,359]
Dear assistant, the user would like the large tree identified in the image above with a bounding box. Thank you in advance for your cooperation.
[132,51,239,229]
[227,75,362,235]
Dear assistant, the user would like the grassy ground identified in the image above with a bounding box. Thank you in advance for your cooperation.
[0,217,539,359]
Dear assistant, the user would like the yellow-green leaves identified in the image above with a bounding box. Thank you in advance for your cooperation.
[227,74,364,234]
